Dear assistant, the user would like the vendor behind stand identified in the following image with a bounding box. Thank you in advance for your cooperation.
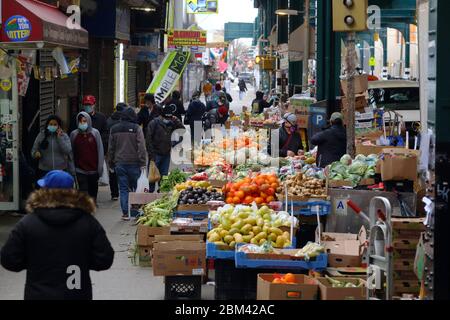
[311,112,347,168]
[279,113,303,157]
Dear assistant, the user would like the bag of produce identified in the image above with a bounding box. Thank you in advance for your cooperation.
[148,161,161,184]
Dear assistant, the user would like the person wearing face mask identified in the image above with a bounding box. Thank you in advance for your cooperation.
[31,115,74,183]
[146,104,185,193]
[70,112,104,203]
[278,113,303,158]
[137,94,161,136]
[311,112,347,168]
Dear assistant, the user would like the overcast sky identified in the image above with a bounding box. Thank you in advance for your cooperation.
[196,0,258,31]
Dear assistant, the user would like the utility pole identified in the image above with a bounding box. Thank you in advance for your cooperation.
[302,0,310,91]
[345,32,357,157]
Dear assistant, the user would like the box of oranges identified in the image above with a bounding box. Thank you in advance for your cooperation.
[257,273,318,300]
[223,174,281,206]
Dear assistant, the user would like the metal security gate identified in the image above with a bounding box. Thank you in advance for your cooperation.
[127,61,137,108]
[39,50,55,129]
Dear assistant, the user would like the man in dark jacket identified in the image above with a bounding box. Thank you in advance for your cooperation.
[0,170,114,300]
[202,105,229,131]
[278,113,303,157]
[165,90,185,122]
[109,108,147,220]
[251,91,270,114]
[105,102,129,201]
[185,91,206,143]
[311,112,347,168]
[137,94,160,136]
[146,104,185,193]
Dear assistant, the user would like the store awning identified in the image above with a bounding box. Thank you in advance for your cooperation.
[0,0,88,49]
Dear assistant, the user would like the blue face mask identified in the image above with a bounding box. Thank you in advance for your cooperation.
[84,105,93,114]
[78,123,88,131]
[47,125,58,133]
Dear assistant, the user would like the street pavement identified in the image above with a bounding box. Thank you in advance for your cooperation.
[0,81,255,300]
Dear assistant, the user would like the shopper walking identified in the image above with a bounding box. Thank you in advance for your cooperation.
[0,170,114,300]
[185,91,206,143]
[31,115,74,182]
[311,112,347,168]
[238,78,248,101]
[251,91,271,114]
[70,112,104,203]
[109,108,147,220]
[106,103,129,201]
[137,93,161,136]
[165,90,185,122]
[202,105,229,131]
[146,104,185,193]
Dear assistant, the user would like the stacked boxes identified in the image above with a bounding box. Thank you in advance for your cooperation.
[136,225,170,267]
[391,218,425,297]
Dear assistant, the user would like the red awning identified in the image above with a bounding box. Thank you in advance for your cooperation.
[0,0,88,49]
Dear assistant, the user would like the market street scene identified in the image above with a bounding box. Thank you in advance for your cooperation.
[0,0,449,303]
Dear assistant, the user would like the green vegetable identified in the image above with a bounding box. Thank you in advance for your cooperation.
[137,194,178,226]
[159,169,189,192]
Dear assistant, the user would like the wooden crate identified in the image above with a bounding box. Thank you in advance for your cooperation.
[394,280,421,294]
[391,218,426,231]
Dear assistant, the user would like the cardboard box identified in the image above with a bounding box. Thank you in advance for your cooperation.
[414,233,426,281]
[170,218,208,234]
[317,227,367,268]
[391,218,426,231]
[356,144,404,156]
[316,277,366,300]
[327,178,375,188]
[152,235,206,276]
[341,74,369,96]
[340,94,368,112]
[380,149,419,182]
[138,246,152,267]
[137,225,170,247]
[257,274,318,300]
[177,204,210,212]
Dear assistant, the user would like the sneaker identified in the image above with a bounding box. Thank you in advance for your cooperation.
[121,215,130,221]
[111,196,119,201]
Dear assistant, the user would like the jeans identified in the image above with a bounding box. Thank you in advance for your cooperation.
[115,164,141,216]
[149,154,171,193]
[77,173,99,202]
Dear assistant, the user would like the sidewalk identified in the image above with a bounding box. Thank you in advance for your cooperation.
[0,187,214,300]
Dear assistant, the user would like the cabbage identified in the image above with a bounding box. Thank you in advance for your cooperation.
[330,162,348,176]
[364,168,376,178]
[354,154,367,162]
[340,154,352,165]
[348,161,368,176]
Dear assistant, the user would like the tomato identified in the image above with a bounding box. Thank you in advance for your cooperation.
[226,197,234,204]
[260,184,270,192]
[228,191,235,198]
[235,190,245,199]
[266,187,275,196]
[254,197,264,205]
[233,196,241,204]
[266,196,275,203]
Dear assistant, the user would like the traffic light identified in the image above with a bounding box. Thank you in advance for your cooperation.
[332,0,368,32]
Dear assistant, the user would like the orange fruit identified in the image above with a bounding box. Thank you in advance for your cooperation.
[235,191,245,199]
[228,191,235,198]
[266,187,275,196]
[260,192,268,199]
[270,182,279,189]
[283,273,296,283]
[233,196,241,204]
[266,196,275,203]
[226,197,234,204]
[250,184,259,193]
[254,197,264,205]
[272,278,283,284]
[260,184,270,192]
[244,196,254,203]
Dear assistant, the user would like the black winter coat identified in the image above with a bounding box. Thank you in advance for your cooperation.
[166,99,186,122]
[0,189,114,300]
[311,124,347,168]
[137,106,161,136]
[278,125,303,157]
[146,117,185,159]
[186,100,207,125]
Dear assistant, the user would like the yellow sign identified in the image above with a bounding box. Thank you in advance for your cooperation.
[0,79,12,92]
[168,29,207,47]
[369,57,376,67]
[186,0,219,14]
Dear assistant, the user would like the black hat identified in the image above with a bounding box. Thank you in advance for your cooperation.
[162,104,176,117]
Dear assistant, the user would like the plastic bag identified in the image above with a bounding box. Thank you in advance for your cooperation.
[148,161,161,183]
[98,160,109,186]
[136,169,150,193]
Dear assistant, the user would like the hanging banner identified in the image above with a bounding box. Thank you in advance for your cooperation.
[186,0,219,14]
[147,51,191,104]
[168,29,207,48]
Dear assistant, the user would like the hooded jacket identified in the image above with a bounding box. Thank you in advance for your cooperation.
[31,129,74,174]
[108,108,147,168]
[70,112,104,176]
[311,124,347,168]
[146,116,185,159]
[0,189,114,300]
[251,91,270,114]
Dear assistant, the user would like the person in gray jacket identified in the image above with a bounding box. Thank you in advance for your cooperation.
[108,108,147,220]
[70,112,104,203]
[31,115,74,183]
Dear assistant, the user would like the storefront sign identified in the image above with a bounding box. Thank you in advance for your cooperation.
[123,46,158,62]
[186,0,219,14]
[43,22,88,49]
[0,79,12,92]
[147,51,191,104]
[4,15,32,42]
[168,29,207,48]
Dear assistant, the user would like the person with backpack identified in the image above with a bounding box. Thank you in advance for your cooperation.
[0,170,114,300]
[70,112,104,203]
[138,94,161,136]
[109,108,147,220]
[31,115,74,182]
[146,104,185,193]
